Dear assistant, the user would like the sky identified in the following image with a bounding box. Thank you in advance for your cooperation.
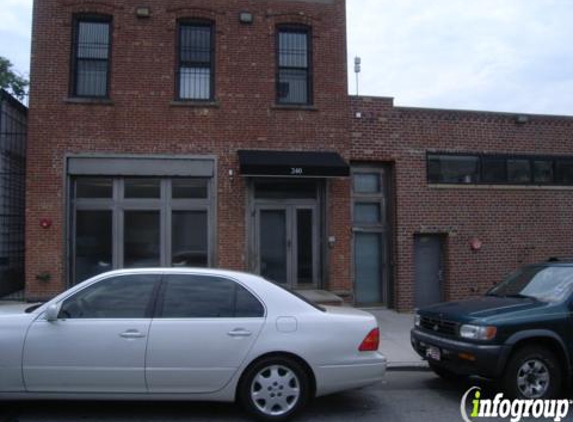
[1,0,572,115]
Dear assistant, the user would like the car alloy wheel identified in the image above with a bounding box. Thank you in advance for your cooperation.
[250,364,300,416]
[239,356,310,421]
[516,359,550,399]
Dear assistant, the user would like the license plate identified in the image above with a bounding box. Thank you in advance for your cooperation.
[426,346,441,361]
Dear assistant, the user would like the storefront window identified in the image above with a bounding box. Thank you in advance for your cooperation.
[75,210,112,283]
[124,179,161,199]
[72,177,213,284]
[76,178,113,199]
[172,211,208,267]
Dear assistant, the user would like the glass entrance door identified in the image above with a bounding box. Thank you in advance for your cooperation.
[256,205,318,288]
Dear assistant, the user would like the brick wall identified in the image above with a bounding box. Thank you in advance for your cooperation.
[26,0,351,299]
[28,0,573,309]
[351,96,573,311]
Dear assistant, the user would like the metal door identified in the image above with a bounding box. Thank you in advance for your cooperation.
[414,235,444,308]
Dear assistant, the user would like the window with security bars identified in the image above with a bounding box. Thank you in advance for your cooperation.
[71,16,111,98]
[178,22,214,101]
[277,26,311,105]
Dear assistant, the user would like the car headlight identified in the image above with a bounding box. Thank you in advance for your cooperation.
[414,314,421,328]
[459,324,497,340]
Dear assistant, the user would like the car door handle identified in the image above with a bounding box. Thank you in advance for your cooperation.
[119,330,146,339]
[227,329,252,338]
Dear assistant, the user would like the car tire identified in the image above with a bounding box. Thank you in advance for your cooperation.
[238,356,311,422]
[429,363,467,382]
[503,346,562,399]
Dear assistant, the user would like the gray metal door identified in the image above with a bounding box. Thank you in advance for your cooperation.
[414,235,443,308]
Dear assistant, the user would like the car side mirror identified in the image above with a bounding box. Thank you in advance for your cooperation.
[44,304,60,322]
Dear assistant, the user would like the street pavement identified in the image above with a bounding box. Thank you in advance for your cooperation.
[2,371,572,422]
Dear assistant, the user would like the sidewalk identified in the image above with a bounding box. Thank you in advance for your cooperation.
[363,308,428,370]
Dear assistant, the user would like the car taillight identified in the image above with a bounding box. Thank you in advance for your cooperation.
[358,327,380,352]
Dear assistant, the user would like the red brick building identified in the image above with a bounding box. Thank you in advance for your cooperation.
[350,97,573,310]
[26,0,573,310]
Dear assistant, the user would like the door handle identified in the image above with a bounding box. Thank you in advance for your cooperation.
[227,329,252,338]
[119,330,146,339]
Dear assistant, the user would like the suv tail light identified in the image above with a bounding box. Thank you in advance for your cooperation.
[359,327,380,352]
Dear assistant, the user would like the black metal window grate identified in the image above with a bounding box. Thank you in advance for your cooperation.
[71,16,112,98]
[428,152,573,186]
[277,26,311,105]
[178,22,213,101]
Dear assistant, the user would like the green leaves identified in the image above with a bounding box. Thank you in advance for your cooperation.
[0,56,28,100]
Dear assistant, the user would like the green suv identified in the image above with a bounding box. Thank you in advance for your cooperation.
[411,259,573,399]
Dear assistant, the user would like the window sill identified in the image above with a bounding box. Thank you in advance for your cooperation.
[64,97,114,106]
[170,100,220,108]
[271,104,318,112]
[428,183,573,191]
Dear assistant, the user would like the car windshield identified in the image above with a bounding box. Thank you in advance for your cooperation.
[487,266,573,303]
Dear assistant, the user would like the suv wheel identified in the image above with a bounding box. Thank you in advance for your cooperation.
[503,346,562,399]
[238,356,310,422]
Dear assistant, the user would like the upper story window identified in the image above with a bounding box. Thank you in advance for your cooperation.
[177,21,214,101]
[277,25,312,105]
[428,152,573,186]
[428,155,480,184]
[71,15,112,98]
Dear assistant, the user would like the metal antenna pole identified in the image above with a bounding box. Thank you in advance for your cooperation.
[354,57,361,96]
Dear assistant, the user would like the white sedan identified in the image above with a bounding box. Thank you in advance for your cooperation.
[0,269,386,421]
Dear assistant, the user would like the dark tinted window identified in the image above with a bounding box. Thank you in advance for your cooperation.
[254,180,317,200]
[428,155,479,183]
[160,275,264,318]
[482,157,506,183]
[124,179,161,199]
[171,211,208,268]
[428,153,573,186]
[236,285,265,317]
[534,160,554,183]
[556,160,573,184]
[507,159,531,183]
[172,179,209,199]
[72,17,111,98]
[75,178,113,198]
[59,274,159,319]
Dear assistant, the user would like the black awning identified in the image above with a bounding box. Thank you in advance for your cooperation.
[238,150,350,178]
